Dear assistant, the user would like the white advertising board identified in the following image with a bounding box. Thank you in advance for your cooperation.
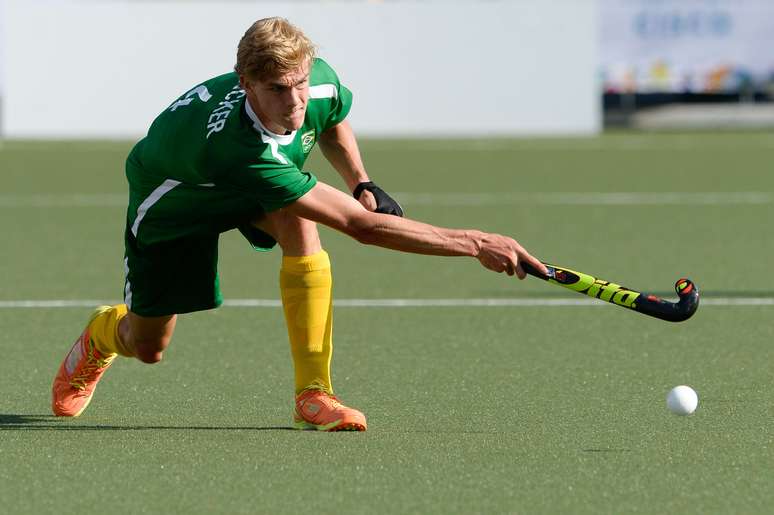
[601,0,774,93]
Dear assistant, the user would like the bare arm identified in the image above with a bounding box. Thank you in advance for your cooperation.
[286,181,547,278]
[318,120,378,210]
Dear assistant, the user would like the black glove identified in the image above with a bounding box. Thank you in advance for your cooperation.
[352,181,404,217]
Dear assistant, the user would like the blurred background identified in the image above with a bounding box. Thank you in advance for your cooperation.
[1,0,771,139]
[600,0,774,130]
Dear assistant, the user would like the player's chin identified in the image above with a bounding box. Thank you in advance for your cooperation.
[284,112,306,131]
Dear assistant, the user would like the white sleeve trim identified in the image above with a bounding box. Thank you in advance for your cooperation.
[309,84,338,100]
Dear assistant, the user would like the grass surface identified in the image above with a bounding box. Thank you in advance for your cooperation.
[1,133,773,514]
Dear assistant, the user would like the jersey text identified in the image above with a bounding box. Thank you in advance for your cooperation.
[207,86,246,138]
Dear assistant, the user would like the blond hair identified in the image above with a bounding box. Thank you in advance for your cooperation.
[235,17,317,81]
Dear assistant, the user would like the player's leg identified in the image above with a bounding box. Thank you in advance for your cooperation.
[52,232,219,416]
[51,304,177,417]
[51,304,127,416]
[118,312,177,364]
[257,211,330,392]
[52,310,179,417]
[252,210,366,431]
[51,305,177,416]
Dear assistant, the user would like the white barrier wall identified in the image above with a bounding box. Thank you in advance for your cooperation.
[1,0,599,138]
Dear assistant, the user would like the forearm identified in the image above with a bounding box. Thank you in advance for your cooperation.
[353,212,483,257]
[289,181,546,277]
[290,182,480,257]
[318,120,369,192]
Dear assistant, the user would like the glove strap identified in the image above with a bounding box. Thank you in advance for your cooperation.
[352,181,375,200]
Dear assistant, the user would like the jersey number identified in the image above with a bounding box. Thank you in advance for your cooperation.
[169,85,212,111]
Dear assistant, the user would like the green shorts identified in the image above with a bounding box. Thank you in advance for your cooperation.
[123,224,275,317]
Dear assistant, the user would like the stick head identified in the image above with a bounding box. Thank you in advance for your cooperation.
[675,278,696,297]
[672,277,700,321]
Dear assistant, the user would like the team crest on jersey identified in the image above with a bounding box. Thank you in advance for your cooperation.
[301,130,316,153]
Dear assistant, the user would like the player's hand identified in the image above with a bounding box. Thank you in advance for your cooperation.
[475,233,547,279]
[353,181,404,217]
[357,189,378,211]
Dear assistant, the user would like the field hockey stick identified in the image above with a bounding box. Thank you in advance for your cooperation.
[521,262,699,322]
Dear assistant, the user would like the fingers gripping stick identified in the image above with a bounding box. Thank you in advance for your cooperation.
[521,262,699,323]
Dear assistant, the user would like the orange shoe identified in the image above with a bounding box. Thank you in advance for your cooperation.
[294,389,367,431]
[51,307,117,417]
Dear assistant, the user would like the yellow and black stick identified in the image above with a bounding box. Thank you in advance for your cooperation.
[522,262,699,322]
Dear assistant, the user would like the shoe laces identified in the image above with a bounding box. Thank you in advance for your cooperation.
[298,391,343,410]
[69,344,115,390]
[327,395,344,409]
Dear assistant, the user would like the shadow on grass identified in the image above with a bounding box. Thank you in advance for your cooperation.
[0,414,295,431]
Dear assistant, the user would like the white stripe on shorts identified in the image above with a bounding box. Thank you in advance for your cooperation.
[130,179,181,237]
[123,257,132,309]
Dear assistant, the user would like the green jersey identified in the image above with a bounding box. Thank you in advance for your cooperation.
[125,58,352,248]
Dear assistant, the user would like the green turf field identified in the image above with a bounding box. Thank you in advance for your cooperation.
[1,133,773,514]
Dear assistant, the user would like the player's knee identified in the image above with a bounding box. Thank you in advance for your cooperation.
[133,338,168,364]
[281,218,317,240]
[136,349,163,364]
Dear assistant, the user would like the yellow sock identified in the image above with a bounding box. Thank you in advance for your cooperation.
[90,304,133,357]
[280,249,334,395]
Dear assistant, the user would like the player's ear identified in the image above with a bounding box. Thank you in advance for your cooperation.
[238,74,251,91]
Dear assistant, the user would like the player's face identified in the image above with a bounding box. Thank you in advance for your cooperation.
[242,61,310,134]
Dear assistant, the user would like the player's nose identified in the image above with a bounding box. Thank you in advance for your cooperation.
[286,87,299,103]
